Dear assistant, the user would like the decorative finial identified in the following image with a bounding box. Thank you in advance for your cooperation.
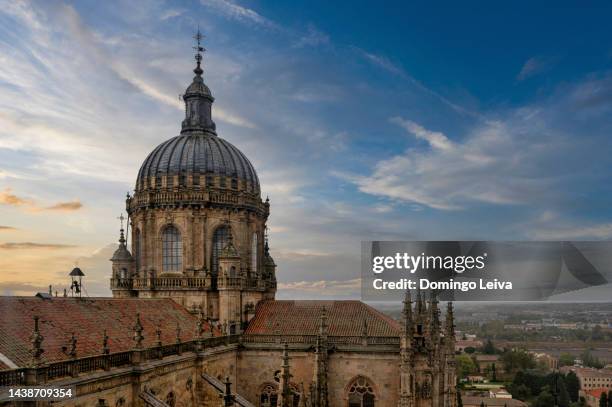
[102,329,110,355]
[30,316,44,365]
[68,332,77,358]
[133,313,144,349]
[117,214,126,245]
[156,324,162,347]
[193,28,205,77]
[197,309,205,338]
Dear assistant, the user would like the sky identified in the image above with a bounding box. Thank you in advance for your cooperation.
[0,0,611,299]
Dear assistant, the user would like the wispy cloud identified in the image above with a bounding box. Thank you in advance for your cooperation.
[0,189,82,212]
[353,47,404,75]
[517,56,554,81]
[0,242,77,250]
[390,117,454,151]
[44,201,83,211]
[293,24,330,48]
[199,0,279,29]
[0,226,17,231]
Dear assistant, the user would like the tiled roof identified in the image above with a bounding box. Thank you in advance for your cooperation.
[244,300,400,337]
[586,388,609,398]
[0,297,212,369]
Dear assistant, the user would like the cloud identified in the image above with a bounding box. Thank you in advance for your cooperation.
[354,47,404,76]
[531,223,612,240]
[277,278,361,299]
[0,226,17,231]
[0,188,31,206]
[0,281,50,296]
[0,242,77,250]
[390,117,454,151]
[199,0,278,29]
[293,24,330,48]
[517,56,553,81]
[44,200,83,211]
[341,112,570,210]
[0,189,83,212]
[159,9,183,21]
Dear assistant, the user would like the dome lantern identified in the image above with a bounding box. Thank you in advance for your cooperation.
[181,28,216,134]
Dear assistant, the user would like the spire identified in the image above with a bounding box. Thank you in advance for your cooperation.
[117,214,126,246]
[430,291,440,336]
[445,301,455,344]
[182,29,216,134]
[416,286,424,315]
[402,289,413,336]
[279,343,292,407]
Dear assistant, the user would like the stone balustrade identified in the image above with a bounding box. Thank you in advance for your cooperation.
[0,335,241,387]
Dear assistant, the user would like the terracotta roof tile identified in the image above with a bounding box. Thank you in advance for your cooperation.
[0,297,213,368]
[244,300,400,337]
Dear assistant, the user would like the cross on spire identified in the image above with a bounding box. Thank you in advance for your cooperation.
[193,27,205,76]
[117,214,125,230]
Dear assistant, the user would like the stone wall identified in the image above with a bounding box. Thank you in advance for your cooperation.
[236,345,401,407]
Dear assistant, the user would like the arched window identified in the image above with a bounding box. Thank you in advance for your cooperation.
[134,229,141,271]
[347,376,376,407]
[259,384,278,407]
[211,226,231,276]
[251,233,258,272]
[162,225,182,272]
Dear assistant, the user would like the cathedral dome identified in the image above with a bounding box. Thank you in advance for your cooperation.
[134,38,259,194]
[135,133,259,192]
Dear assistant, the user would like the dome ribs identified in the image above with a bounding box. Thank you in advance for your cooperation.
[135,134,260,195]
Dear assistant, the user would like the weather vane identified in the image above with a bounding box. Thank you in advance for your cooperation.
[193,27,205,67]
[192,27,206,76]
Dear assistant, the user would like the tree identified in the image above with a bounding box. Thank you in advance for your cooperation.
[581,349,604,369]
[491,363,497,382]
[600,392,608,407]
[457,391,463,407]
[509,384,530,401]
[502,349,536,373]
[464,346,476,354]
[559,353,575,367]
[456,354,476,379]
[556,375,570,407]
[565,372,580,402]
[483,339,497,354]
[533,389,555,407]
